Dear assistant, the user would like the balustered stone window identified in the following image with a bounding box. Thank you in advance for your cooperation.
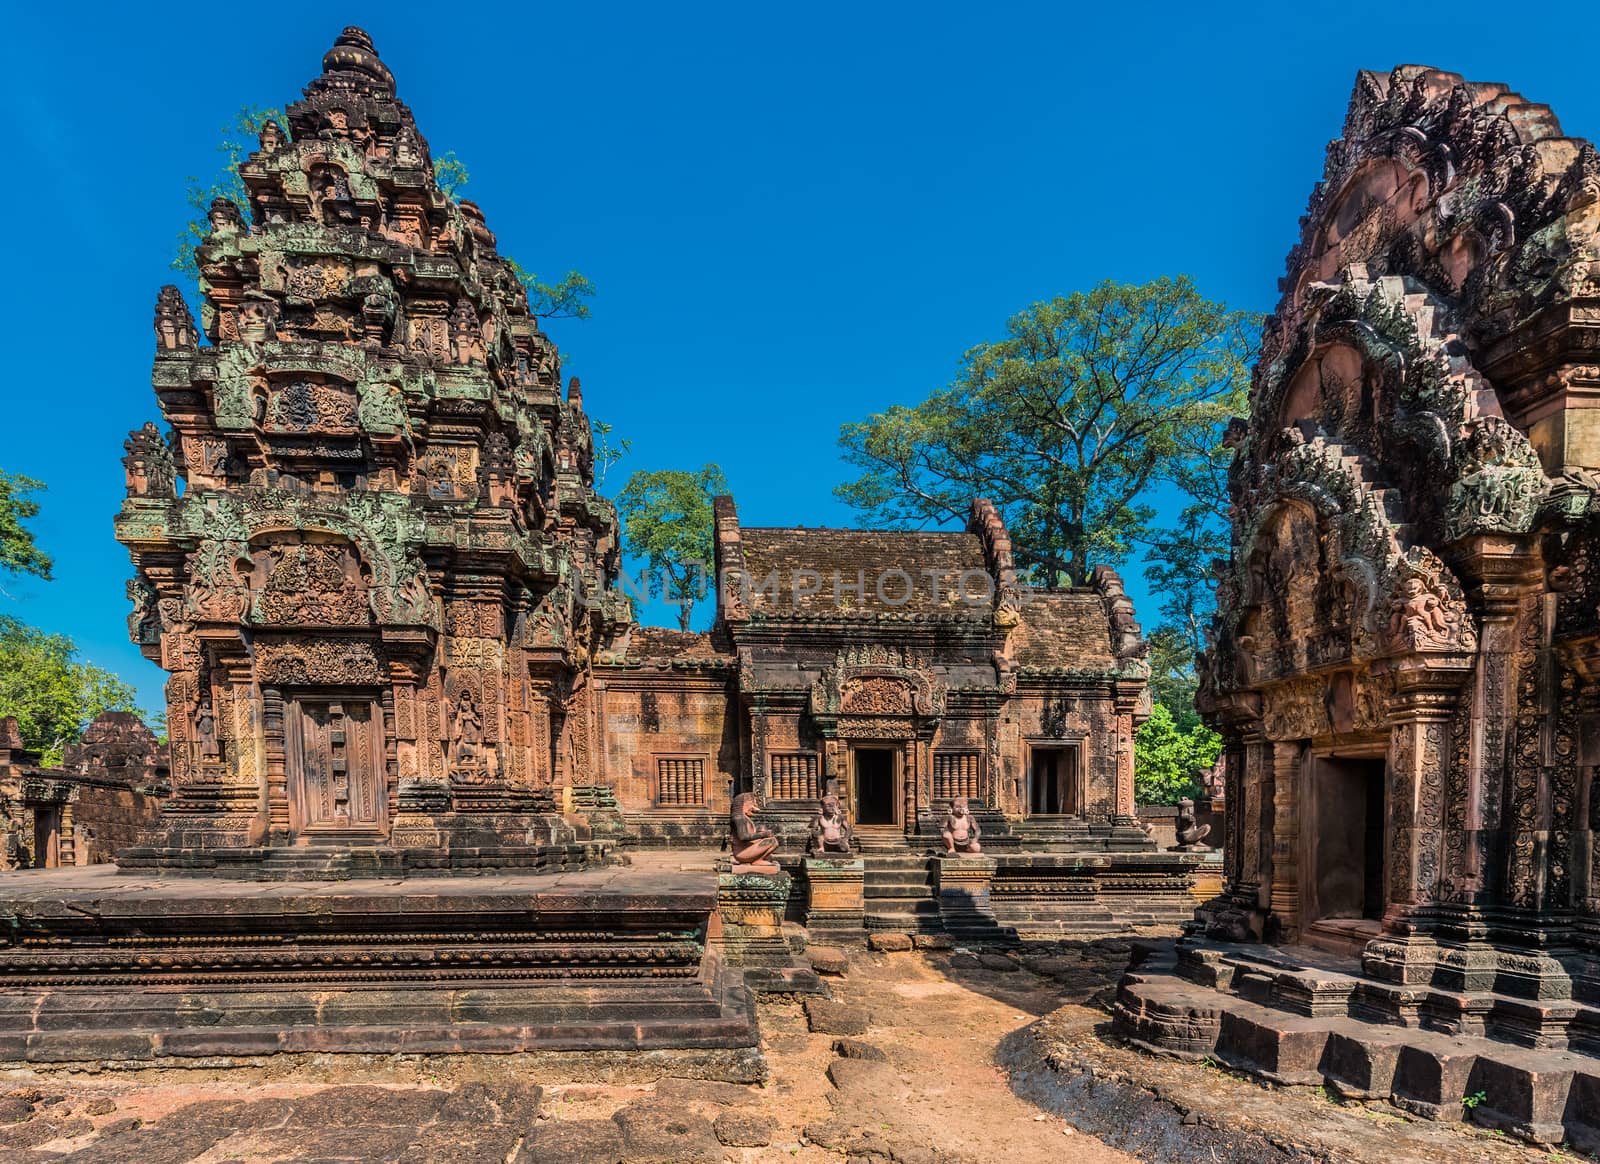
[768,753,819,801]
[655,756,706,806]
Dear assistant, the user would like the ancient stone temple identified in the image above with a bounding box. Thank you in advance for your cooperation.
[1116,67,1600,1146]
[0,27,1196,1069]
[0,713,167,870]
[117,27,628,875]
[0,29,754,1072]
[597,497,1197,934]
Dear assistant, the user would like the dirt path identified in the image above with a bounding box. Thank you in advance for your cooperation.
[756,944,1144,1163]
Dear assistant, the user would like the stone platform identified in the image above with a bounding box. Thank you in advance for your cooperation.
[0,861,760,1077]
[1113,937,1600,1149]
[824,850,1204,939]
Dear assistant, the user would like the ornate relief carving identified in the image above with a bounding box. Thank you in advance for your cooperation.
[1445,416,1547,541]
[1381,547,1477,653]
[254,639,385,685]
[250,537,370,626]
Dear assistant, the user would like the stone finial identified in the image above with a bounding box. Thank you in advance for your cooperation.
[154,286,198,353]
[320,26,395,93]
[207,198,243,238]
[567,376,584,410]
[258,119,285,154]
[123,422,177,499]
[0,716,21,750]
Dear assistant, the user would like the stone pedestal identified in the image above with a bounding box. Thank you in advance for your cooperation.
[715,864,822,993]
[803,856,865,940]
[932,855,1012,943]
[0,864,761,1076]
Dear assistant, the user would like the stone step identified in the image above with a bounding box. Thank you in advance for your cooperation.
[1178,943,1600,1051]
[1114,963,1600,1150]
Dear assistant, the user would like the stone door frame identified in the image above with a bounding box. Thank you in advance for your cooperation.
[1022,735,1087,817]
[845,739,906,828]
[1299,742,1389,944]
[283,691,389,839]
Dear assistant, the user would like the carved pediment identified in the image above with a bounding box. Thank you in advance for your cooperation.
[809,645,945,722]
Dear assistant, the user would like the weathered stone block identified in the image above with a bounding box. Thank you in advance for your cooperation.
[804,998,870,1036]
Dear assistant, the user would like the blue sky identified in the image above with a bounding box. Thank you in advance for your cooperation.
[0,2,1593,713]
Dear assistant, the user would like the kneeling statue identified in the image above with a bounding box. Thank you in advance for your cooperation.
[1170,797,1212,852]
[729,791,780,872]
[940,796,983,856]
[807,793,853,857]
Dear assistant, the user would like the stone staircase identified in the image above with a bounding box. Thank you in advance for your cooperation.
[1114,938,1600,1150]
[862,853,941,934]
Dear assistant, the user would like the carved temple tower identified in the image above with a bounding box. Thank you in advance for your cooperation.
[1155,67,1600,1040]
[117,28,629,872]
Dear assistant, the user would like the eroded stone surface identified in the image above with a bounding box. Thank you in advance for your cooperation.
[805,998,871,1035]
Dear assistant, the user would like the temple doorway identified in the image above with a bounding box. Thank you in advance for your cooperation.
[1306,754,1386,927]
[32,806,61,869]
[854,747,897,825]
[285,698,387,836]
[1029,745,1079,815]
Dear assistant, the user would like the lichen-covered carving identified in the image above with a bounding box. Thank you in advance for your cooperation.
[1445,416,1547,540]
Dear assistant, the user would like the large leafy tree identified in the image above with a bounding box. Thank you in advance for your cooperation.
[1133,702,1222,806]
[0,471,52,582]
[836,276,1255,586]
[616,466,730,631]
[0,617,139,766]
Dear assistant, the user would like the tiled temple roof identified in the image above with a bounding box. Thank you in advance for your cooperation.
[1011,591,1118,670]
[735,528,989,616]
[625,626,734,661]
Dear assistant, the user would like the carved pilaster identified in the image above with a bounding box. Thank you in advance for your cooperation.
[1267,740,1303,938]
[1382,658,1469,922]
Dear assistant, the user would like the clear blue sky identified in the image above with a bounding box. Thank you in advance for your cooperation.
[1,2,1593,713]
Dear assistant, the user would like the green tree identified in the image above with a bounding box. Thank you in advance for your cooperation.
[507,261,597,321]
[1145,627,1202,733]
[0,617,140,766]
[173,104,285,278]
[1134,702,1222,806]
[1142,500,1234,722]
[0,470,52,582]
[432,150,470,197]
[591,419,631,486]
[616,466,730,631]
[836,276,1256,585]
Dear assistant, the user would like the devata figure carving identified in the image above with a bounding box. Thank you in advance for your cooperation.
[940,796,982,856]
[451,690,483,767]
[807,793,853,857]
[729,792,779,872]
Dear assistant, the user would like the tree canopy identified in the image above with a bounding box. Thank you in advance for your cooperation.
[0,616,140,766]
[1133,702,1221,806]
[836,275,1255,587]
[616,466,730,631]
[0,470,52,582]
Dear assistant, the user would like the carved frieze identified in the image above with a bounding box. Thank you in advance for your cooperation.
[254,639,385,686]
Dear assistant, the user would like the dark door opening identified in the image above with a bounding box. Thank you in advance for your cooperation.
[32,805,61,869]
[1029,746,1078,815]
[854,748,897,825]
[1309,755,1386,922]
